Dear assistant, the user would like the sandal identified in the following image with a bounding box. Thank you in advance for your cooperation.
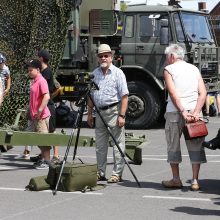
[107,175,122,183]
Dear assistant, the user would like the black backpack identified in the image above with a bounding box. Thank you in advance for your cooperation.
[56,102,70,116]
[55,102,76,127]
[209,103,217,117]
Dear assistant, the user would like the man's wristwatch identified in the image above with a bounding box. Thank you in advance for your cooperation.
[119,114,125,119]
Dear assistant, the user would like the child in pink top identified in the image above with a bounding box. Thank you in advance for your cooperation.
[29,74,50,120]
[26,59,51,170]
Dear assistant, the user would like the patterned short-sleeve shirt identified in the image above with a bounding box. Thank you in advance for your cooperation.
[91,64,129,108]
[0,64,10,90]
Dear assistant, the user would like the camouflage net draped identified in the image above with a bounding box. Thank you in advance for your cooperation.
[0,0,72,128]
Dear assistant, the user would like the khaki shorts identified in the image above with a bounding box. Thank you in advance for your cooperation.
[164,112,206,164]
[26,117,51,150]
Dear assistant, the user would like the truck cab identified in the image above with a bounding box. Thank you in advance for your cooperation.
[120,5,219,128]
[57,3,219,129]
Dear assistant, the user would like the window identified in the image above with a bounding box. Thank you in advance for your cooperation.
[217,21,220,29]
[139,14,168,38]
[124,15,134,38]
[174,13,185,42]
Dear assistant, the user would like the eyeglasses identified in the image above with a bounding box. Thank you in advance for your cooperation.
[98,54,109,59]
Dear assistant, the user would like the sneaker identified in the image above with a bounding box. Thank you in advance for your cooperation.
[51,156,61,165]
[202,141,218,150]
[15,154,30,160]
[0,145,8,152]
[30,154,41,163]
[202,129,220,150]
[97,172,107,181]
[162,179,183,188]
[34,160,50,170]
[203,112,209,118]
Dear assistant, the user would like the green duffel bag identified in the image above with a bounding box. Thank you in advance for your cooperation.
[46,163,59,189]
[47,163,97,192]
[26,175,51,191]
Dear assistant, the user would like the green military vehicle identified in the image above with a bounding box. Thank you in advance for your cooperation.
[57,1,220,129]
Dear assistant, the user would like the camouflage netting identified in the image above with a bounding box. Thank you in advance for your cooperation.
[0,0,73,128]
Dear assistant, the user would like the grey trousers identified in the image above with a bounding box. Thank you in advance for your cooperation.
[165,112,206,164]
[95,105,125,177]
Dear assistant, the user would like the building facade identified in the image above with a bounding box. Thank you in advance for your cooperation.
[209,2,220,46]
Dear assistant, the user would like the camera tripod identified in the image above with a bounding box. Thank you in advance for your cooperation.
[53,82,141,195]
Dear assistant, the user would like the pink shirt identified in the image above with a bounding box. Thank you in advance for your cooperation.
[29,74,50,120]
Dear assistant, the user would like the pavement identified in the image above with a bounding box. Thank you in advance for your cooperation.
[0,117,220,220]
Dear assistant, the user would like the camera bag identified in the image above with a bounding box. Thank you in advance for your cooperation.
[183,119,208,140]
[47,163,97,192]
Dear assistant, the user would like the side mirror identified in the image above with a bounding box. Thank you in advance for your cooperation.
[160,19,169,45]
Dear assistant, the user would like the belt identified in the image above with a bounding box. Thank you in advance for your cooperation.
[99,102,120,110]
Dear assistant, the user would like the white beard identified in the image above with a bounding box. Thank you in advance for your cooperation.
[100,63,108,68]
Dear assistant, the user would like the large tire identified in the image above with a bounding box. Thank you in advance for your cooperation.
[126,81,161,129]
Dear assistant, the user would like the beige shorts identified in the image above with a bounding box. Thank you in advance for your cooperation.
[26,117,51,150]
[164,112,206,164]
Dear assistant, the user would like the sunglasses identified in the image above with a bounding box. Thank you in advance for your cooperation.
[98,54,109,58]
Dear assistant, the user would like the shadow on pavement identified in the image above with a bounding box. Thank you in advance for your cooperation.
[196,179,220,196]
[0,162,33,170]
[118,180,190,192]
[170,206,220,216]
[0,154,33,170]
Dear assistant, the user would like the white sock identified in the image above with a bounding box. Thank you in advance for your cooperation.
[192,179,198,184]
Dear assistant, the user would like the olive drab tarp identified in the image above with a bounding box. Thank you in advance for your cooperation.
[0,0,72,128]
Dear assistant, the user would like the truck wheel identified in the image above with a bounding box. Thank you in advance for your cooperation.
[126,81,161,129]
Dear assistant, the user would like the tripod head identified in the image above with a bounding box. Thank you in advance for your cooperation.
[74,72,99,107]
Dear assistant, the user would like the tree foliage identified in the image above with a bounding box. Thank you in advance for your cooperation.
[0,0,72,127]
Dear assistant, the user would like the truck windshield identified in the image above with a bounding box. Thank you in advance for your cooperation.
[176,13,214,44]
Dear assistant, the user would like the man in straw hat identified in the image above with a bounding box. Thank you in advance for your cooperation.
[87,44,129,183]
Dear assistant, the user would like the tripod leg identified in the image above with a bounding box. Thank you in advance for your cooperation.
[53,160,67,195]
[72,127,84,163]
[72,103,85,162]
[88,93,141,187]
[53,104,85,195]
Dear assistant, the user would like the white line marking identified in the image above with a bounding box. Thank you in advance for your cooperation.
[143,195,220,202]
[142,154,220,157]
[0,166,16,170]
[1,154,112,159]
[142,158,167,161]
[0,187,103,195]
[142,157,220,162]
[0,153,21,156]
[0,187,25,191]
[3,153,220,157]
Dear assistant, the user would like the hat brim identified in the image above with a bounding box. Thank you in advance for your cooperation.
[98,50,112,55]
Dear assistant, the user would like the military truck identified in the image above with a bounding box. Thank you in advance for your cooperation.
[56,0,220,129]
